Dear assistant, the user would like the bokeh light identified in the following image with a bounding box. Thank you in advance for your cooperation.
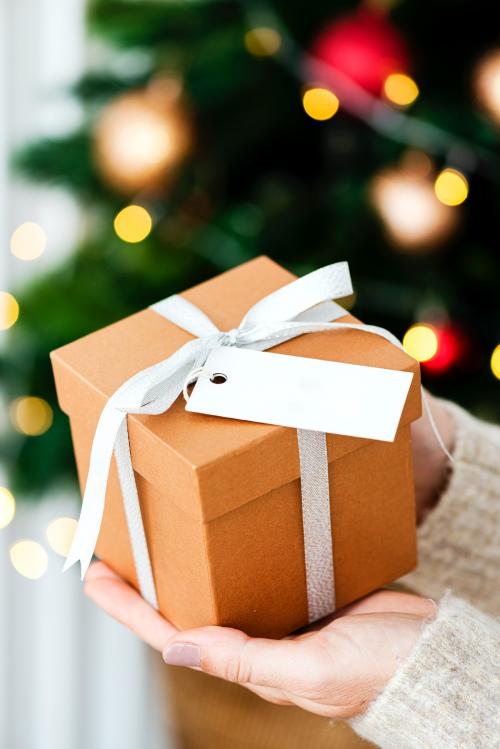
[491,344,500,380]
[46,517,78,557]
[383,73,419,106]
[403,324,439,362]
[114,205,153,243]
[10,396,53,436]
[10,221,47,261]
[423,325,464,374]
[10,540,48,580]
[0,487,16,529]
[434,168,469,206]
[244,27,282,57]
[400,149,433,178]
[94,87,191,195]
[473,48,500,126]
[370,168,457,249]
[0,291,19,330]
[302,88,340,121]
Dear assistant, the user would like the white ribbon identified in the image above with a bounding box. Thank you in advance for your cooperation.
[64,261,447,622]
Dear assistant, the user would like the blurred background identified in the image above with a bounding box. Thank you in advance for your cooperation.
[0,0,499,747]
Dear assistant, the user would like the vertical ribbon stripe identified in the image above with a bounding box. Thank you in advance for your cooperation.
[297,429,335,621]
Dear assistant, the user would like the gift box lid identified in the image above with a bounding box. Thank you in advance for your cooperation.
[51,257,421,522]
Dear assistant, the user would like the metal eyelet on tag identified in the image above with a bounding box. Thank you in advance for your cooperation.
[210,372,227,384]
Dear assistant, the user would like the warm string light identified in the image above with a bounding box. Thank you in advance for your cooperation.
[0,488,16,530]
[46,517,78,557]
[114,205,153,243]
[10,222,47,261]
[302,87,339,120]
[10,540,48,580]
[491,344,500,380]
[244,27,282,57]
[402,324,439,362]
[0,291,19,330]
[383,73,419,106]
[434,168,469,206]
[473,48,500,127]
[10,396,53,436]
[301,73,417,119]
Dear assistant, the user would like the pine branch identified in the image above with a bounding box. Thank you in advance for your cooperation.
[88,0,241,48]
[13,131,106,199]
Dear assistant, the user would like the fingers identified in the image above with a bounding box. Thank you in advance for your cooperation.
[84,562,177,651]
[85,561,121,582]
[162,626,311,691]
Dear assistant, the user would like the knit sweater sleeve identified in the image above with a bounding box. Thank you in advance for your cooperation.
[350,404,500,748]
[404,400,500,616]
[350,595,500,749]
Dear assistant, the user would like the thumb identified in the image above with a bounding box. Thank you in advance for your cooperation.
[162,626,303,689]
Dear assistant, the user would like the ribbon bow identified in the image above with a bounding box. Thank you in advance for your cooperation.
[64,261,448,622]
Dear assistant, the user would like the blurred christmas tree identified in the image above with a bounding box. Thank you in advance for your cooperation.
[1,0,500,497]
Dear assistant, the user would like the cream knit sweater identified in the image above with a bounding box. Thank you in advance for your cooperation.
[351,402,500,749]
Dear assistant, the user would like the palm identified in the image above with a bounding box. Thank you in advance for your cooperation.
[84,563,435,719]
[81,395,450,721]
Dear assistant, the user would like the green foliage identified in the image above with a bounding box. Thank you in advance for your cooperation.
[3,0,500,498]
[14,131,105,199]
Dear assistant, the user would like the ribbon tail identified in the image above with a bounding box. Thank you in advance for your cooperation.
[114,419,159,609]
[63,401,127,578]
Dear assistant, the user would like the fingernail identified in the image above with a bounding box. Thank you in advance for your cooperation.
[163,642,201,668]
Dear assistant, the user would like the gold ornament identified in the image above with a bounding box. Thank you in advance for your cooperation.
[94,79,191,194]
[473,48,500,127]
[370,159,458,251]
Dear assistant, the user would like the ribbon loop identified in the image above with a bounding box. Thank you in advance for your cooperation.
[240,261,353,327]
[151,294,219,337]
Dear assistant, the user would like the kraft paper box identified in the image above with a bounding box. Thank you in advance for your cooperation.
[51,257,420,638]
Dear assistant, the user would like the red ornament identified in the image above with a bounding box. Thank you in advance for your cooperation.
[422,325,466,374]
[311,10,409,96]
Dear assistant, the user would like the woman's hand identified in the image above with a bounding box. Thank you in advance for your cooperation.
[411,394,455,523]
[83,395,449,718]
[84,562,436,719]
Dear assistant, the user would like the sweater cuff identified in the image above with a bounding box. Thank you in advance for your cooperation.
[350,595,500,749]
[403,401,500,612]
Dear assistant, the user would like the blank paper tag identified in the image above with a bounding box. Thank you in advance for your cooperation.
[186,348,413,442]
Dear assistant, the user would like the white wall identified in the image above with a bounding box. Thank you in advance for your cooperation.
[0,2,173,747]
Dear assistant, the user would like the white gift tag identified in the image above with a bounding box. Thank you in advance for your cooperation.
[186,347,413,442]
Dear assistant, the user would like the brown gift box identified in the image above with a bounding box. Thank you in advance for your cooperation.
[51,257,420,638]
